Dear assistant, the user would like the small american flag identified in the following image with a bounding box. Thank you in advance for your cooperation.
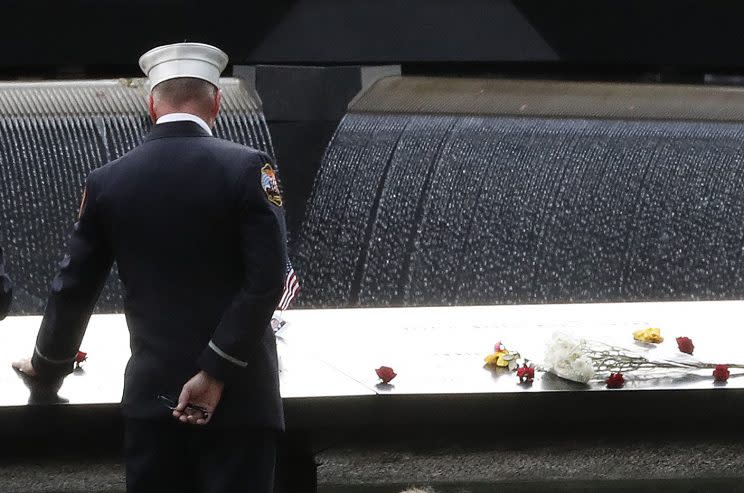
[277,262,300,311]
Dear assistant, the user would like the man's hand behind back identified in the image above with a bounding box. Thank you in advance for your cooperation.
[174,370,224,425]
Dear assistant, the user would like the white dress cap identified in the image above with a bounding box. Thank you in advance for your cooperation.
[139,42,229,90]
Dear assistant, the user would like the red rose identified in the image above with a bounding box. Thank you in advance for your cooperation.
[606,373,625,389]
[75,351,87,364]
[676,337,694,355]
[375,366,396,384]
[713,364,730,382]
[516,365,534,383]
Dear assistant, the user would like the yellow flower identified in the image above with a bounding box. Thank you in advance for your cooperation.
[633,327,664,343]
[485,350,510,367]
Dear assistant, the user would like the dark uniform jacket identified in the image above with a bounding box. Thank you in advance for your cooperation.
[0,247,12,319]
[31,120,287,429]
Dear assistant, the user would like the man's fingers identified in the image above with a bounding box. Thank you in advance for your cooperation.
[173,404,210,422]
[175,385,191,412]
[175,406,211,426]
[187,407,209,419]
[173,371,221,424]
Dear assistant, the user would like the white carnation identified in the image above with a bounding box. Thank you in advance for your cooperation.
[543,332,596,384]
[568,356,595,383]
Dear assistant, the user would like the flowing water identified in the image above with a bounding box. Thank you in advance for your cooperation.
[6,81,744,313]
[297,113,744,307]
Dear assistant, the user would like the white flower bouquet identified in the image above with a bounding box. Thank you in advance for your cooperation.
[542,331,744,384]
[542,332,596,383]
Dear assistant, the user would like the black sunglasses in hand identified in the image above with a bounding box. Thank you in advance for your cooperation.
[157,394,210,421]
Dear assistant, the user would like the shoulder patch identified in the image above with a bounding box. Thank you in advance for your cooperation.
[260,163,283,207]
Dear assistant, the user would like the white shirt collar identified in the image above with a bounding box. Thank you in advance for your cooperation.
[156,113,212,135]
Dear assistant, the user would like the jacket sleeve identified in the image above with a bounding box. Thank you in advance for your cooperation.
[197,156,287,383]
[32,175,114,380]
[0,246,12,320]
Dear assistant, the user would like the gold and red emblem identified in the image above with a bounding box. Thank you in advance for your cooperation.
[260,163,283,207]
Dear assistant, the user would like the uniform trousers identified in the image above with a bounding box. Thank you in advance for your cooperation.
[125,418,277,493]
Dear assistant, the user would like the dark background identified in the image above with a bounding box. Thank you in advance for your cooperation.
[3,0,744,78]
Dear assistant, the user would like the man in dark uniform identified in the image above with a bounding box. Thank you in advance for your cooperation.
[13,42,286,493]
[0,246,12,319]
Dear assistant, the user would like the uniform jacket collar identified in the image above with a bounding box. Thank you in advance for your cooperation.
[144,120,213,143]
